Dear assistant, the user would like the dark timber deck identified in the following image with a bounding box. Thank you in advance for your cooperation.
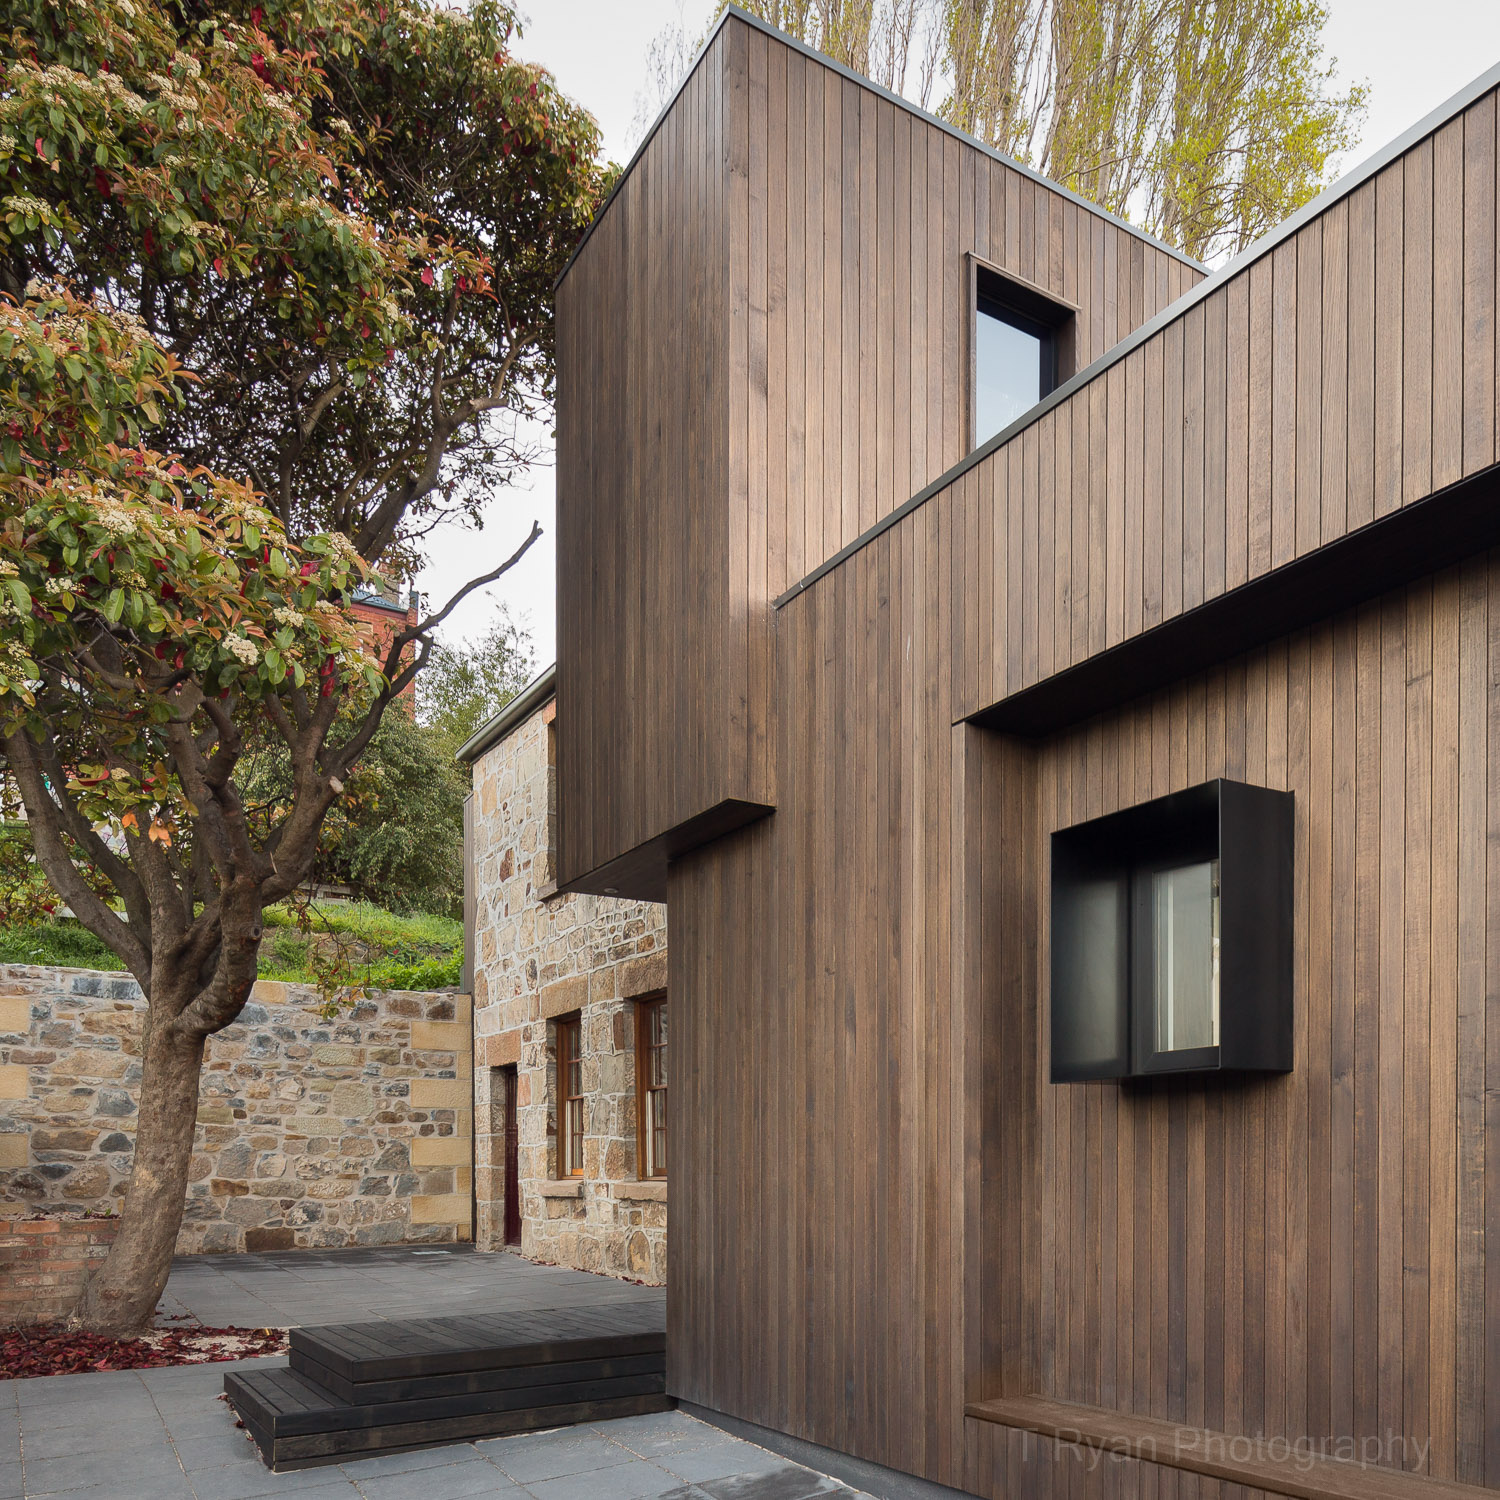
[223,1293,670,1470]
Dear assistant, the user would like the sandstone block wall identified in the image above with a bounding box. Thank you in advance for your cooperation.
[0,965,472,1253]
[469,695,669,1282]
[0,1214,119,1325]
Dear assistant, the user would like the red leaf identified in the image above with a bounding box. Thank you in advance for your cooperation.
[420,266,434,286]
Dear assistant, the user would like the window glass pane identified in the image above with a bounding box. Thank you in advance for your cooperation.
[976,306,1043,443]
[1152,860,1220,1053]
[1052,873,1128,1073]
[650,1089,666,1176]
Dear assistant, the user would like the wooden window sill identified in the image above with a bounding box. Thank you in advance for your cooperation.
[966,1395,1480,1500]
[612,1180,667,1202]
[537,1179,583,1199]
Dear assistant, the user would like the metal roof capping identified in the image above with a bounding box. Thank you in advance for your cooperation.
[454,663,557,766]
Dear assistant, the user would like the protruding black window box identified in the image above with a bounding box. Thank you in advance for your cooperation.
[1049,779,1293,1083]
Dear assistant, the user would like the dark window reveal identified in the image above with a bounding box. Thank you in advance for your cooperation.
[973,266,1071,447]
[1049,779,1293,1082]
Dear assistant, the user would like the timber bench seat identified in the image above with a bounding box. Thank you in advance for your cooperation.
[223,1294,670,1470]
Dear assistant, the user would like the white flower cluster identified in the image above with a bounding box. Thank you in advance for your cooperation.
[324,532,362,566]
[272,606,305,628]
[44,576,73,595]
[35,65,150,119]
[0,638,34,676]
[94,506,137,538]
[0,559,17,579]
[0,135,15,156]
[225,635,260,667]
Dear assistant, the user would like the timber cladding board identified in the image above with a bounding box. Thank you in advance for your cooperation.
[671,527,1500,1498]
[554,13,1198,893]
[909,81,1500,723]
[561,12,1500,1500]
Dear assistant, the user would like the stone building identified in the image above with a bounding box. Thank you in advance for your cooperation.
[458,666,668,1283]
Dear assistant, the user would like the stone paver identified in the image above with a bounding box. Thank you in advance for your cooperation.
[5,1363,866,1500]
[156,1244,659,1330]
[5,1248,855,1500]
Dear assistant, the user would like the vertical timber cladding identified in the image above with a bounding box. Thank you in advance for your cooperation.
[949,87,1500,720]
[964,557,1500,1495]
[675,503,1500,1493]
[554,28,734,890]
[657,30,1500,1500]
[553,10,1201,895]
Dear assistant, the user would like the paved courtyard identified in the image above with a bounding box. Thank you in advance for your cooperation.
[5,1247,868,1500]
[154,1244,659,1330]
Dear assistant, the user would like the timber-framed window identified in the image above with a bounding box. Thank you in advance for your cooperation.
[970,259,1075,449]
[1049,779,1294,1082]
[635,995,667,1178]
[556,1014,584,1176]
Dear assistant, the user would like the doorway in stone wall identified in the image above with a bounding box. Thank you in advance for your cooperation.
[500,1064,521,1247]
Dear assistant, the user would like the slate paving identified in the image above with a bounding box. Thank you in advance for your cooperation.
[9,1247,868,1500]
[155,1245,657,1331]
[7,1364,863,1500]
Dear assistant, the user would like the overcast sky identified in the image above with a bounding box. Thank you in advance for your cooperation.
[416,0,1500,666]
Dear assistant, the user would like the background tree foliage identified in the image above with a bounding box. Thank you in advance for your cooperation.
[670,0,1366,262]
[233,612,533,916]
[0,0,607,1334]
[418,604,534,752]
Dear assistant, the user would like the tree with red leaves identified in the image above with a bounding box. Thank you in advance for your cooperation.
[0,0,609,1336]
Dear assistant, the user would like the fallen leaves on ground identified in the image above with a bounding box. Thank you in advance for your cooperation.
[1,1323,289,1379]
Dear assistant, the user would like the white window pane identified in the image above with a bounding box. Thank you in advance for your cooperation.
[1153,860,1220,1053]
[976,309,1042,443]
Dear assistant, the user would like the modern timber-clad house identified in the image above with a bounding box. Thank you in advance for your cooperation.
[555,7,1500,1500]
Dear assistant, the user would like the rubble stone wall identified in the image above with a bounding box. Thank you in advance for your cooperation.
[469,695,669,1283]
[0,965,472,1253]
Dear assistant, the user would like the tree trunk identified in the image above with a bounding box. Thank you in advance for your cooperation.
[70,1009,205,1337]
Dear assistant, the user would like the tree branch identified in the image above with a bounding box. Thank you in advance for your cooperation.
[3,729,152,985]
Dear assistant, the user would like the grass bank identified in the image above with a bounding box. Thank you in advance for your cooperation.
[0,902,463,990]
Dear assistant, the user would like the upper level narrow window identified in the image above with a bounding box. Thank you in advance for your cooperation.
[971,263,1073,449]
[636,995,667,1178]
[557,1014,584,1176]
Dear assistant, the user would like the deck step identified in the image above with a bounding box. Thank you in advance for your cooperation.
[223,1295,671,1471]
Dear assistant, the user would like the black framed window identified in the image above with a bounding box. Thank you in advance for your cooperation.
[972,265,1072,447]
[1050,779,1293,1082]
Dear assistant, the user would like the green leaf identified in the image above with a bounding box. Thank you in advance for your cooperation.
[102,587,124,623]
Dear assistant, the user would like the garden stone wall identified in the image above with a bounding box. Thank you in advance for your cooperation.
[0,964,472,1253]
